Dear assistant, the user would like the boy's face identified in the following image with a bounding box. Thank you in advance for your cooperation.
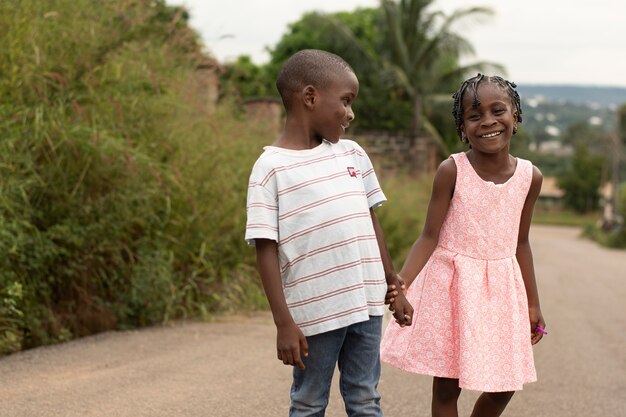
[310,70,359,143]
[460,82,517,153]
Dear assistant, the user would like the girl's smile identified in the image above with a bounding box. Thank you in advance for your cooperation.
[480,131,503,139]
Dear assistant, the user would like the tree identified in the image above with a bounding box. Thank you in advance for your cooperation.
[558,146,605,213]
[266,9,413,131]
[561,121,612,155]
[377,0,505,154]
[220,55,274,100]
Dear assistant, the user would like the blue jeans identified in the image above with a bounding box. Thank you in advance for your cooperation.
[289,316,383,417]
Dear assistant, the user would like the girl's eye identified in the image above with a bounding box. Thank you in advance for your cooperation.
[494,108,506,114]
[467,114,480,121]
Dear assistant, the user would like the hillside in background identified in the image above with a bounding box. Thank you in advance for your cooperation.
[514,84,625,145]
[517,84,626,109]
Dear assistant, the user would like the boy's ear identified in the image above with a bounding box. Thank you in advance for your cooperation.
[303,85,317,109]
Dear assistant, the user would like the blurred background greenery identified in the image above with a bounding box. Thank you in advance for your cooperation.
[1,0,624,355]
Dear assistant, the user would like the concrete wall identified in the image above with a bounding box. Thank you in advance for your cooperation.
[243,98,284,133]
[357,132,438,176]
[195,60,221,114]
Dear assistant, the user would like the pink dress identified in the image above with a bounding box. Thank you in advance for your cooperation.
[381,152,537,392]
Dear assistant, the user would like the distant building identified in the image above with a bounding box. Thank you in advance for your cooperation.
[531,140,574,157]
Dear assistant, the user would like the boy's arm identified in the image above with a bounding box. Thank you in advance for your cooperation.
[255,239,308,368]
[516,166,546,345]
[370,208,413,326]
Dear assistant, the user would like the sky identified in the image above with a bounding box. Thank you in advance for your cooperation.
[166,0,626,88]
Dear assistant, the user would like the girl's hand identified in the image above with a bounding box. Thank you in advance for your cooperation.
[390,292,413,327]
[529,306,546,345]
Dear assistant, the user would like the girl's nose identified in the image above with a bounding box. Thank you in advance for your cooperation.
[482,115,496,126]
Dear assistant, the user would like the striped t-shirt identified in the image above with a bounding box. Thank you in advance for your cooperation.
[245,139,387,336]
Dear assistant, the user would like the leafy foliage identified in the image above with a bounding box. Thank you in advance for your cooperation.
[265,9,414,132]
[0,0,270,354]
[220,55,275,101]
[557,147,605,213]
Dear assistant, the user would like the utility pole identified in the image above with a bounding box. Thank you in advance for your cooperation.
[603,106,623,231]
[612,105,625,229]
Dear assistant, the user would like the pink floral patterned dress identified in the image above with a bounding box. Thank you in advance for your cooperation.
[381,152,537,392]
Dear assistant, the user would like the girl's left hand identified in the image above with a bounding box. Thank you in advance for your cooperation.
[529,306,546,345]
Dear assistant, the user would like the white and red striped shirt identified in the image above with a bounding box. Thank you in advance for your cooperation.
[246,139,387,336]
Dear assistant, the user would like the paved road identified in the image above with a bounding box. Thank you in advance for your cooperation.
[1,225,625,417]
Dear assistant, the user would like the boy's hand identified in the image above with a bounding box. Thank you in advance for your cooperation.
[386,276,407,307]
[390,292,413,327]
[276,321,309,369]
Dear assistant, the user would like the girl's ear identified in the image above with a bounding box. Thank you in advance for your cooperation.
[303,85,316,109]
[460,124,468,143]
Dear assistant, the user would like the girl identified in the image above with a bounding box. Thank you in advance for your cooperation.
[381,74,546,417]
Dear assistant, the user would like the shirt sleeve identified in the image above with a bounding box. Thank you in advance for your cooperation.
[245,175,279,245]
[353,141,386,208]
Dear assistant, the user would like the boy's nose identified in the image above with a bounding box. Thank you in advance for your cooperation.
[347,108,355,122]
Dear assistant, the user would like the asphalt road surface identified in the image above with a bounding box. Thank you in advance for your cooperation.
[1,225,625,417]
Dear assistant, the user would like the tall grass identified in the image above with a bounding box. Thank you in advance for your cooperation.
[376,174,431,267]
[0,0,272,354]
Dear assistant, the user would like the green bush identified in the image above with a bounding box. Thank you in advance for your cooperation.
[0,0,270,354]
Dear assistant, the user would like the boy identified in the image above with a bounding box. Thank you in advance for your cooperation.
[245,49,413,416]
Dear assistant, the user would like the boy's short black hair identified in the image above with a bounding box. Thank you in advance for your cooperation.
[276,49,354,109]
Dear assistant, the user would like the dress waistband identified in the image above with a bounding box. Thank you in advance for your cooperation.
[437,245,515,261]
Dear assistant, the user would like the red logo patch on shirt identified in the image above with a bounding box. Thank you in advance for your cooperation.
[347,167,357,177]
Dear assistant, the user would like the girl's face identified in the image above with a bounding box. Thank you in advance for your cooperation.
[460,82,517,153]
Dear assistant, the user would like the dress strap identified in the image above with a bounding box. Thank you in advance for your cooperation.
[449,152,467,172]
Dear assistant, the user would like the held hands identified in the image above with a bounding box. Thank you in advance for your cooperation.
[529,306,546,345]
[276,321,309,369]
[386,275,413,327]
[385,276,406,305]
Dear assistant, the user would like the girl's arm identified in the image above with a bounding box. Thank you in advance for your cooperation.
[255,239,309,368]
[399,158,456,288]
[516,165,546,345]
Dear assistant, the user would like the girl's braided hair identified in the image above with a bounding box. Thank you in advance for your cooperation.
[452,73,523,142]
